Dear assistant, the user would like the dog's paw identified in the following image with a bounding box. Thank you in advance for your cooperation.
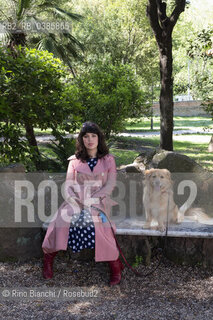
[142,223,151,229]
[157,225,166,232]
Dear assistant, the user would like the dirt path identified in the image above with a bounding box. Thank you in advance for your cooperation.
[1,253,213,320]
[30,127,213,143]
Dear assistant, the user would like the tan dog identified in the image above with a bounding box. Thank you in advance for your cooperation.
[143,168,213,232]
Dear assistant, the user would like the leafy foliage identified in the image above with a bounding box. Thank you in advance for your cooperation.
[187,28,213,59]
[0,0,84,71]
[0,46,81,170]
[74,60,151,138]
[48,128,76,170]
[71,0,160,98]
[186,28,213,115]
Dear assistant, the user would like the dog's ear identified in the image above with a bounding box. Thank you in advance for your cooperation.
[162,169,171,178]
[162,169,172,184]
[143,169,152,185]
[144,169,153,179]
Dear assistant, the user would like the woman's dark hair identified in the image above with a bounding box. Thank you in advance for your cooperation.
[75,121,109,161]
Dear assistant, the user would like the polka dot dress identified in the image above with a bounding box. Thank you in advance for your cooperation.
[67,209,95,252]
[86,157,98,172]
[67,157,98,252]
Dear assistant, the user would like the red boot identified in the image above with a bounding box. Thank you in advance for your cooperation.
[43,252,57,279]
[108,258,124,286]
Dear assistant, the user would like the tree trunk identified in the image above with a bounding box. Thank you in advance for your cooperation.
[159,38,174,150]
[24,122,41,170]
[208,135,213,152]
[147,0,186,151]
[7,31,27,58]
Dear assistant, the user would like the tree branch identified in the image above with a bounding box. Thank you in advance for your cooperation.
[156,0,170,30]
[170,0,186,28]
[146,0,162,42]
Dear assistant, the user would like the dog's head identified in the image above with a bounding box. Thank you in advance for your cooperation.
[144,168,172,191]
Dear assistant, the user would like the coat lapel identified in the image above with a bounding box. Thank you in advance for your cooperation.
[93,157,104,175]
[72,157,106,176]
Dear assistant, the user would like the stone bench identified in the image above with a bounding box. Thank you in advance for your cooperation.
[1,161,213,265]
[112,217,213,238]
[42,216,213,238]
[42,216,213,266]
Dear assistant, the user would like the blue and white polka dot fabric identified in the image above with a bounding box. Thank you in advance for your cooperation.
[67,209,95,252]
[67,157,98,253]
[86,157,98,171]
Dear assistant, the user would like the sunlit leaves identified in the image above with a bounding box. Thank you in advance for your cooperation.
[0,46,81,169]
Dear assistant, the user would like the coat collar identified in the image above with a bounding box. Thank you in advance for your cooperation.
[68,155,106,176]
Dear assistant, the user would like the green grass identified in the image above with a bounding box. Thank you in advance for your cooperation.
[34,128,53,135]
[12,116,212,136]
[109,134,213,171]
[173,136,213,170]
[109,135,158,168]
[36,124,213,171]
[109,148,139,167]
[5,116,211,136]
[39,143,59,159]
[2,117,212,172]
[173,116,213,129]
[124,116,213,132]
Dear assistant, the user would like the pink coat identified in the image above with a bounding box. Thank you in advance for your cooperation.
[42,153,119,262]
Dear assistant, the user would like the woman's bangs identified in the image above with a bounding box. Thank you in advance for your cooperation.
[81,123,99,135]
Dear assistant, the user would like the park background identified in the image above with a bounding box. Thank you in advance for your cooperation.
[1,1,213,319]
[0,0,212,173]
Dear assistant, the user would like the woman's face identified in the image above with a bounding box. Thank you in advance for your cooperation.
[82,132,99,154]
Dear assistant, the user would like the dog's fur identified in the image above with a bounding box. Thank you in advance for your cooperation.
[143,168,213,231]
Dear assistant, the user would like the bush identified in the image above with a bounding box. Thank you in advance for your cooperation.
[0,46,81,170]
[74,60,151,138]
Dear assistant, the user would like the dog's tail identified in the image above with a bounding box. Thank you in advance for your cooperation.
[184,208,213,225]
[177,202,213,224]
[177,202,191,223]
[179,201,191,215]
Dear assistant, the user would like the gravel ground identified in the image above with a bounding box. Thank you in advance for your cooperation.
[1,252,213,320]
